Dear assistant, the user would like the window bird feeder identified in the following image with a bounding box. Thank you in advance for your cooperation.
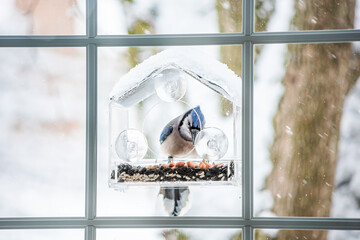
[109,48,242,189]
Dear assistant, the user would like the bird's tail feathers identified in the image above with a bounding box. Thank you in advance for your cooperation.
[159,186,190,216]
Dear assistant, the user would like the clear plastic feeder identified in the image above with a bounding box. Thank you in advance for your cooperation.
[108,49,242,189]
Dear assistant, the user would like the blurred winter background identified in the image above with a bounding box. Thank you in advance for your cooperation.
[1,0,360,240]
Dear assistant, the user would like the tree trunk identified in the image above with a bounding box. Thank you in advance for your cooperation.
[267,1,358,240]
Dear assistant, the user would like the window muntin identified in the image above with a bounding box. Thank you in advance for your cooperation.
[0,47,86,217]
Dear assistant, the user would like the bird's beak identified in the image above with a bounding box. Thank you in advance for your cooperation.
[191,129,200,144]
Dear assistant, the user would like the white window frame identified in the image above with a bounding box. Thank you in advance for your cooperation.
[0,0,360,239]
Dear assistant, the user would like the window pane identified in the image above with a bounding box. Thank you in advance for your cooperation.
[98,45,242,216]
[0,0,85,35]
[255,0,360,32]
[0,48,86,217]
[97,228,241,240]
[254,229,360,240]
[254,42,360,218]
[0,229,84,240]
[98,0,242,35]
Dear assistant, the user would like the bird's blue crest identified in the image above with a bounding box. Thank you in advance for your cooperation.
[191,106,205,129]
[160,125,173,143]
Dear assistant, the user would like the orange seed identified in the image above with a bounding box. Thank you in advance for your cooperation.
[176,162,186,167]
[186,161,196,168]
[198,162,207,169]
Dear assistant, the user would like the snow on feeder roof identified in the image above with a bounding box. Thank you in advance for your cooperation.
[110,48,242,107]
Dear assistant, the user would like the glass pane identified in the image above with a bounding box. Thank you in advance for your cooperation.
[0,229,84,240]
[98,0,242,35]
[0,0,85,35]
[97,228,242,240]
[254,42,360,218]
[254,229,360,240]
[0,48,86,217]
[98,45,242,216]
[255,0,360,32]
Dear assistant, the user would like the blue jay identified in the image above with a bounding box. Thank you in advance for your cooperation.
[159,106,205,216]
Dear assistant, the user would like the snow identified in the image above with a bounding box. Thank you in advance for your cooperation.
[110,48,242,107]
[265,0,295,31]
[98,0,127,35]
[0,1,30,35]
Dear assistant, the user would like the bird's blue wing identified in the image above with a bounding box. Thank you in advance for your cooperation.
[191,106,205,129]
[160,124,173,144]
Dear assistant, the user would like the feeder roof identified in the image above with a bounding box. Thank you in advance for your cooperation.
[110,48,242,107]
